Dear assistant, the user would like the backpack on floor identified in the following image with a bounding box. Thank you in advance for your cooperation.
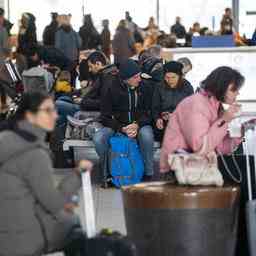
[109,133,144,187]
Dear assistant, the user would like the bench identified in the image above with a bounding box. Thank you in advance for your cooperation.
[63,139,161,183]
[63,139,161,162]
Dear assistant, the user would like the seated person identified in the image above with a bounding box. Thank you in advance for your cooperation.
[152,61,194,142]
[80,51,118,111]
[141,56,164,116]
[55,70,73,99]
[160,66,247,255]
[94,59,154,183]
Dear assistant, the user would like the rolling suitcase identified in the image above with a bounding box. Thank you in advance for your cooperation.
[81,170,137,256]
[243,120,256,256]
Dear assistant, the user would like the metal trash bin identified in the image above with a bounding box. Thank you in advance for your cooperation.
[122,182,240,256]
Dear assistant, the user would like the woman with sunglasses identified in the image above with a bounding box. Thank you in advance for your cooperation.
[0,91,92,256]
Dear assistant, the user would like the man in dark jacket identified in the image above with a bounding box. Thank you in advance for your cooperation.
[171,17,186,39]
[80,51,118,111]
[43,12,59,46]
[93,59,154,181]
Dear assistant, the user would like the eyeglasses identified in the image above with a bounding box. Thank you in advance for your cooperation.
[37,107,57,114]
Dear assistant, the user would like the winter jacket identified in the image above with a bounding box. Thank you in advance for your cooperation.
[171,23,186,38]
[112,27,136,65]
[160,90,242,172]
[80,64,118,111]
[79,25,101,50]
[0,121,81,255]
[152,79,194,121]
[100,77,152,131]
[43,21,59,46]
[17,28,37,55]
[55,26,81,62]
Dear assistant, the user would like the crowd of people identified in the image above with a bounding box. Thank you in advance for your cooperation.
[0,5,254,256]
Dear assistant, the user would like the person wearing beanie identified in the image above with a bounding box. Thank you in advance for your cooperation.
[93,59,154,185]
[152,60,194,142]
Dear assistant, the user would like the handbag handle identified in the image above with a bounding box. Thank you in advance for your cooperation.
[218,151,242,184]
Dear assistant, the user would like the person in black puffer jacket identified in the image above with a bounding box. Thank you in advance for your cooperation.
[152,61,194,142]
[94,60,154,182]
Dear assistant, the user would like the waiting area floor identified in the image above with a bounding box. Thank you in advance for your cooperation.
[48,170,127,256]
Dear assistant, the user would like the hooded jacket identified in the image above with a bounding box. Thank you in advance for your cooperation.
[100,76,152,131]
[0,121,81,255]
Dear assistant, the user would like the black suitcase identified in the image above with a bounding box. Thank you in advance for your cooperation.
[81,171,137,256]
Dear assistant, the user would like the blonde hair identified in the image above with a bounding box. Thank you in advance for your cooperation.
[58,71,71,83]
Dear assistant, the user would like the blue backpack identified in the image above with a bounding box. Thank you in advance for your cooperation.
[109,133,144,188]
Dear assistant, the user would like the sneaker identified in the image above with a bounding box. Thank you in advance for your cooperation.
[101,178,116,189]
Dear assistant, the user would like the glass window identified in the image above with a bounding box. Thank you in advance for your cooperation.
[239,0,256,38]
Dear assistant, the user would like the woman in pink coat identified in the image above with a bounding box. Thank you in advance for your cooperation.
[160,66,251,255]
[160,66,244,172]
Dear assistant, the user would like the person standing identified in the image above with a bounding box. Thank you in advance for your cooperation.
[0,8,13,36]
[55,14,81,86]
[220,8,233,35]
[79,14,101,51]
[101,19,111,60]
[17,13,37,56]
[43,12,59,46]
[171,17,186,39]
[112,20,136,65]
[0,12,9,52]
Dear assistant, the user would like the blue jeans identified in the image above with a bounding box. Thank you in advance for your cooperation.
[55,97,80,128]
[93,125,154,176]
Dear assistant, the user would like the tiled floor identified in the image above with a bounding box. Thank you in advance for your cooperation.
[47,173,126,256]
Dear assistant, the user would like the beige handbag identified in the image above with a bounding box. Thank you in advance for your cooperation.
[168,137,224,187]
[168,151,224,186]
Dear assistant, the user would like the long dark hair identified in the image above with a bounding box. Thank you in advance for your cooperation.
[0,91,51,141]
[201,66,245,102]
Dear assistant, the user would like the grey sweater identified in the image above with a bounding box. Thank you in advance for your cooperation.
[0,121,81,256]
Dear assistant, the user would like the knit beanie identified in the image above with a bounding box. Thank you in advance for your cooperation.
[164,61,183,75]
[119,59,141,80]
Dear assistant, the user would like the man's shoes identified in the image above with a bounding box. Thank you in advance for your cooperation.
[142,174,153,182]
[101,177,116,189]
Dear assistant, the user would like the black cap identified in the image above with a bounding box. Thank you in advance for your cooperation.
[164,61,183,75]
[119,59,141,80]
